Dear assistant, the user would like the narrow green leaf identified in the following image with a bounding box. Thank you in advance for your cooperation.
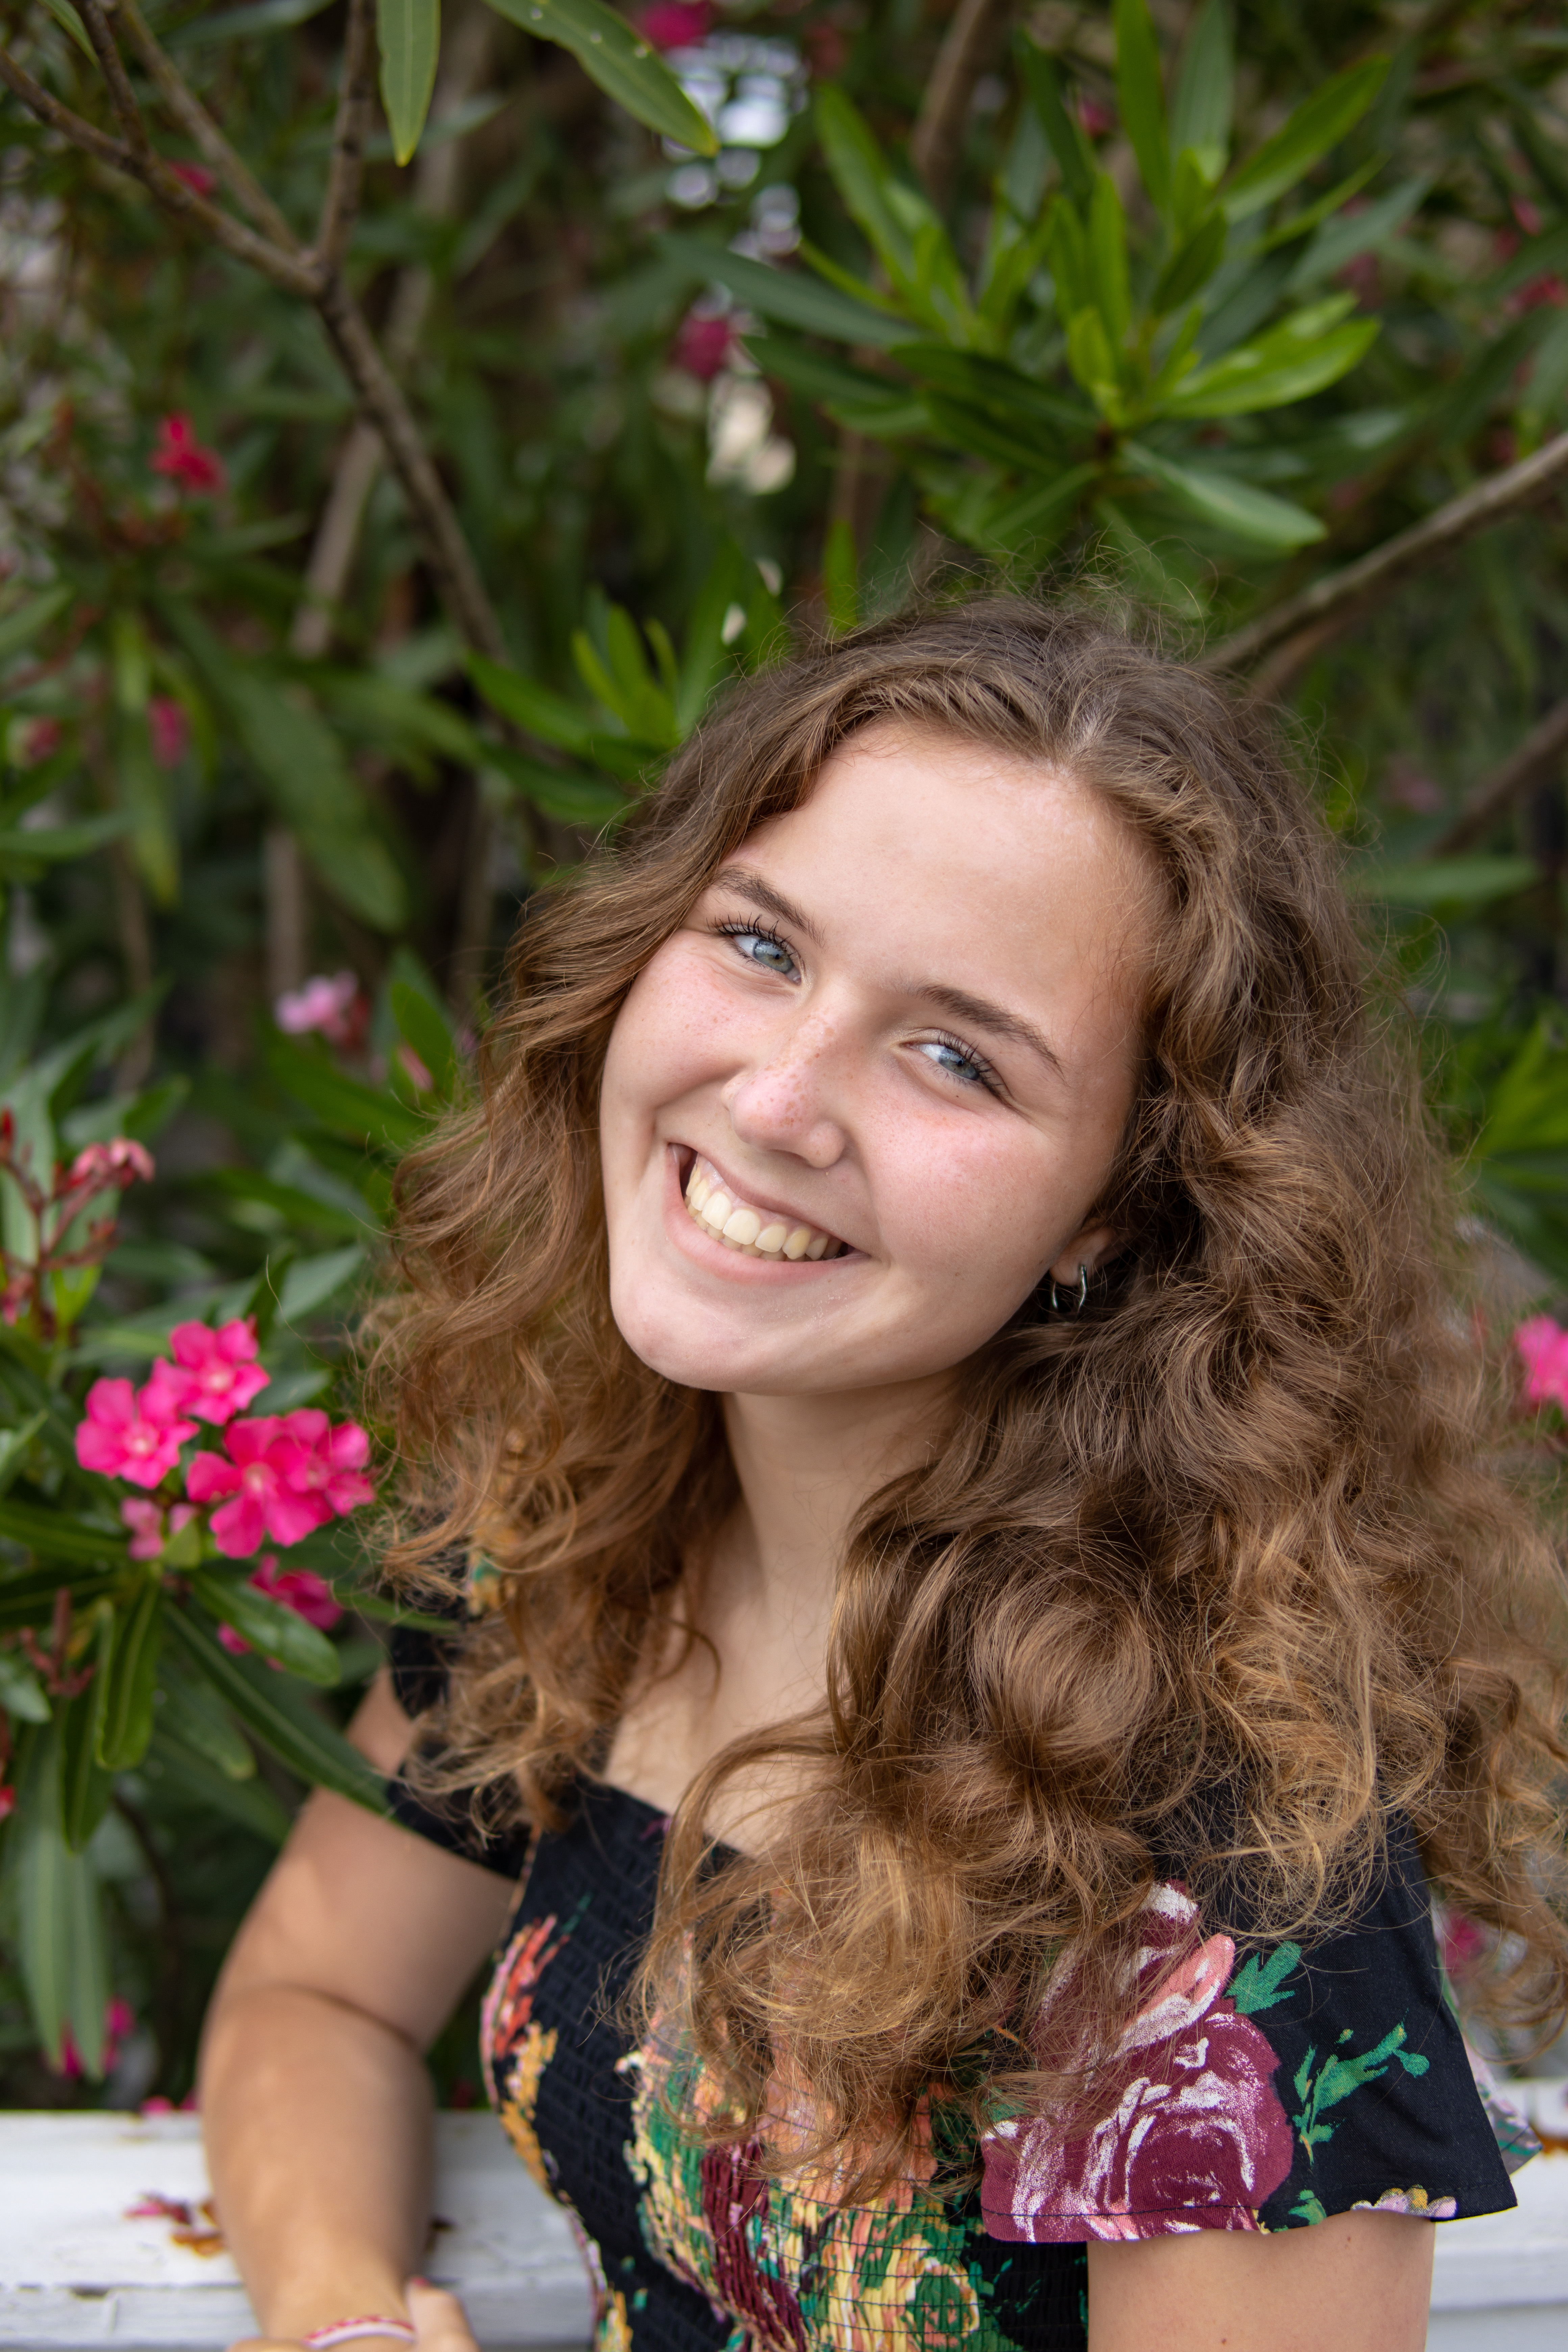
[481,0,718,155]
[10,1727,109,2074]
[274,1243,366,1322]
[1126,443,1326,547]
[265,1037,426,1154]
[148,1724,291,1843]
[1287,176,1428,294]
[1088,173,1131,347]
[1151,209,1227,315]
[482,745,632,827]
[191,1570,340,1686]
[1223,58,1389,222]
[58,1608,114,1854]
[163,1602,388,1813]
[1016,36,1094,208]
[167,0,334,44]
[744,335,912,419]
[0,1498,129,1566]
[467,652,596,756]
[35,0,96,59]
[95,1576,162,1773]
[1170,0,1232,172]
[0,585,71,670]
[1348,856,1541,909]
[1162,307,1379,418]
[1045,195,1091,327]
[390,983,457,1100]
[156,1653,256,1779]
[815,85,915,288]
[1065,308,1120,412]
[1114,0,1170,209]
[658,235,909,348]
[377,0,440,167]
[0,814,131,869]
[0,1412,45,1501]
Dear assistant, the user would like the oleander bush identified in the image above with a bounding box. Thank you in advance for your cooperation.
[0,0,1566,2102]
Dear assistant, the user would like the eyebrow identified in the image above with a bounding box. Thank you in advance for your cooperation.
[713,867,1067,1084]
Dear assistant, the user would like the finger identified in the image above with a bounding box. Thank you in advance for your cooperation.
[405,2279,477,2352]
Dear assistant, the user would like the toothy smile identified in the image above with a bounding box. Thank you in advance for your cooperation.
[683,1155,846,1260]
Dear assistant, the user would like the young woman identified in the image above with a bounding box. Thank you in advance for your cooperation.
[203,600,1567,2352]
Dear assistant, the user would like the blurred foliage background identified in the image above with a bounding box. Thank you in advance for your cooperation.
[0,0,1566,2106]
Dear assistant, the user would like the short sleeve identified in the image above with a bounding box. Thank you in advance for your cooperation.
[980,1815,1534,2243]
[385,1620,534,1881]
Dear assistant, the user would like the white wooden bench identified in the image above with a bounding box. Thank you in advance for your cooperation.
[0,2093,1563,2350]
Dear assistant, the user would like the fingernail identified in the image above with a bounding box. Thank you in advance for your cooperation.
[408,2277,430,2289]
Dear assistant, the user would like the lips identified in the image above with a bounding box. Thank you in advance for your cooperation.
[682,1153,846,1260]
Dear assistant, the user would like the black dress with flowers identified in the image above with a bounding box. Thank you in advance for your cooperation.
[388,1632,1533,2352]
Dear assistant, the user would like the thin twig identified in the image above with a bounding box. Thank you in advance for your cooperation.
[117,0,297,250]
[1427,696,1568,860]
[0,43,321,297]
[78,0,151,162]
[313,0,375,276]
[909,0,1013,204]
[1201,428,1568,677]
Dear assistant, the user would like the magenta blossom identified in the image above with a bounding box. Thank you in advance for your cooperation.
[120,1497,197,1561]
[186,1409,373,1558]
[1515,1315,1568,1413]
[253,1551,342,1630]
[150,412,225,497]
[275,970,365,1047]
[157,1318,271,1425]
[76,1376,197,1490]
[147,695,189,769]
[640,0,710,48]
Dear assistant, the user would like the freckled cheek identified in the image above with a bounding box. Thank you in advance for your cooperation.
[862,1112,1055,1282]
[608,949,743,1110]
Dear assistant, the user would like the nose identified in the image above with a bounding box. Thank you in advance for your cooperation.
[721,1006,849,1170]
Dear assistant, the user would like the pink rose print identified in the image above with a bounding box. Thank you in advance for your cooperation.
[75,1375,197,1489]
[981,1883,1294,2241]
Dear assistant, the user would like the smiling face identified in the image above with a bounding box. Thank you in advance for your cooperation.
[598,721,1157,1400]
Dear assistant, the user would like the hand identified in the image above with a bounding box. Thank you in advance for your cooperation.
[230,2279,481,2352]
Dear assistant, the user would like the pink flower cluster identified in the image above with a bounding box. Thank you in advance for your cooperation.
[150,412,225,497]
[74,1318,373,1560]
[275,970,366,1048]
[1515,1316,1568,1414]
[216,1551,343,1656]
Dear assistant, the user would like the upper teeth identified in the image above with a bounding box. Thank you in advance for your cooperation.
[684,1157,843,1261]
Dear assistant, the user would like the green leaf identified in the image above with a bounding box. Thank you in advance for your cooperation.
[481,0,718,156]
[0,813,131,871]
[1161,309,1379,419]
[156,1652,256,1779]
[1348,856,1541,909]
[1065,308,1121,412]
[1170,0,1232,173]
[815,85,915,289]
[35,0,96,60]
[390,982,457,1100]
[1287,176,1428,294]
[1222,58,1389,222]
[0,1646,49,1722]
[1045,194,1091,325]
[58,1607,114,1854]
[0,1498,129,1567]
[95,1574,162,1772]
[1151,209,1227,315]
[1114,0,1170,210]
[377,0,440,167]
[1016,36,1094,209]
[466,652,596,756]
[0,1411,45,1500]
[9,1726,109,2074]
[163,1601,388,1813]
[483,745,631,827]
[1088,173,1131,348]
[167,0,334,43]
[148,1724,291,1843]
[265,1037,426,1154]
[0,584,71,670]
[1125,442,1326,547]
[275,1242,366,1323]
[823,519,859,638]
[658,235,909,348]
[191,1570,340,1686]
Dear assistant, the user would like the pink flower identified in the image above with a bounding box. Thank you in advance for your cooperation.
[17,717,61,767]
[1352,2186,1459,2219]
[147,695,188,768]
[186,1410,373,1557]
[672,310,735,382]
[252,1551,342,1630]
[275,970,367,1048]
[150,413,225,497]
[0,1786,14,1822]
[1515,1315,1568,1413]
[169,162,217,197]
[76,1376,197,1489]
[160,1318,270,1424]
[120,1497,196,1560]
[981,1884,1294,2241]
[67,1137,155,1193]
[640,0,710,48]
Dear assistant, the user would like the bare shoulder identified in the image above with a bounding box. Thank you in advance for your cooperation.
[1086,2210,1435,2352]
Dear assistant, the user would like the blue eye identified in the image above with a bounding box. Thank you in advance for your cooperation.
[718,922,799,980]
[917,1034,996,1090]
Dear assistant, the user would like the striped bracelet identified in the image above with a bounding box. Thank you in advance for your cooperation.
[300,2320,417,2348]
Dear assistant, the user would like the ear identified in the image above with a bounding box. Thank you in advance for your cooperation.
[1049,1222,1117,1286]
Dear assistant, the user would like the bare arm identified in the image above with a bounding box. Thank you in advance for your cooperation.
[200,1669,517,2347]
[1087,2209,1435,2352]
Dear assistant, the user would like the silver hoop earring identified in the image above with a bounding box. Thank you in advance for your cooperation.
[1049,1264,1089,1316]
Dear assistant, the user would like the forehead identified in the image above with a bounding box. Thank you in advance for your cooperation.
[724,719,1157,1011]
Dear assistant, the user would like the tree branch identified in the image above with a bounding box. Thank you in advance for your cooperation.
[313,0,375,275]
[1428,696,1568,860]
[78,0,150,163]
[909,0,1013,204]
[116,0,297,250]
[0,41,320,297]
[1200,428,1568,678]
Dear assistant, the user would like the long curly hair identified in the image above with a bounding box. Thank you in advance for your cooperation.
[371,596,1568,2189]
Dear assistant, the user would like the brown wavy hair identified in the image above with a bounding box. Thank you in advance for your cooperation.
[371,596,1568,2187]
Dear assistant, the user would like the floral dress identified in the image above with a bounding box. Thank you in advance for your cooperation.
[389,1634,1534,2352]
